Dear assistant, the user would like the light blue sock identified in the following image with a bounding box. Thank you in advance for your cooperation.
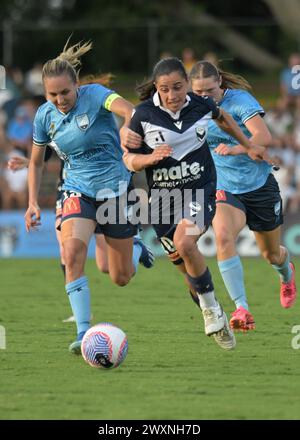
[132,242,142,273]
[271,249,292,282]
[66,276,90,335]
[218,255,248,310]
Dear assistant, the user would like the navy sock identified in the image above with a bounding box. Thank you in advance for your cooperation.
[186,268,217,309]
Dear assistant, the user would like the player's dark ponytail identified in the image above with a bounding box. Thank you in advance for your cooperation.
[136,79,156,101]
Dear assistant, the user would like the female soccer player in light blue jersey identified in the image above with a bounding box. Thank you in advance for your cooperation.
[25,40,154,354]
[190,61,297,331]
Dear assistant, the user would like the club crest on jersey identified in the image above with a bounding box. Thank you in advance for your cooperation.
[76,114,90,131]
[196,127,206,141]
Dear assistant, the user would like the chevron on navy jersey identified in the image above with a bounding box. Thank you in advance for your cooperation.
[129,92,218,190]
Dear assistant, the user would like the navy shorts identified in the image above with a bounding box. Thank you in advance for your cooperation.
[152,180,216,263]
[60,190,138,239]
[216,173,283,232]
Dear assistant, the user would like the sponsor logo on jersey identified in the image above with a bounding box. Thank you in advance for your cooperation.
[153,161,204,181]
[76,114,90,131]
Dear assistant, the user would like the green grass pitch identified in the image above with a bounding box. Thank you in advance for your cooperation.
[0,257,300,420]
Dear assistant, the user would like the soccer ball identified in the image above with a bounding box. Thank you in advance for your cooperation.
[81,323,128,369]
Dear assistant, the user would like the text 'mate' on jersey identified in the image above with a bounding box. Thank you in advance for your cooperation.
[129,92,220,190]
[33,84,131,199]
[206,89,272,194]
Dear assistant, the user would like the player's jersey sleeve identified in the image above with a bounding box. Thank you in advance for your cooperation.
[190,93,220,120]
[33,106,50,146]
[129,108,144,138]
[87,84,120,111]
[203,95,221,119]
[128,107,151,154]
[234,91,264,124]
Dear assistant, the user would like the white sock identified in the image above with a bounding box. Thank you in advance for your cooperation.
[197,290,218,309]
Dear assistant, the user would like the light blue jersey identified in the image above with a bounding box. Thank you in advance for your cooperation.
[207,89,272,194]
[33,84,131,198]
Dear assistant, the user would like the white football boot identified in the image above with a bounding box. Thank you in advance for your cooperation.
[202,302,236,350]
[213,313,236,351]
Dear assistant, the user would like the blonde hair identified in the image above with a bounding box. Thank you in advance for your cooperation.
[42,38,93,83]
[189,60,251,91]
[79,73,114,87]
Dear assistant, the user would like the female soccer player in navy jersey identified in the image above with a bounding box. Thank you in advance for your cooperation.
[189,61,297,331]
[123,57,265,350]
[24,40,154,354]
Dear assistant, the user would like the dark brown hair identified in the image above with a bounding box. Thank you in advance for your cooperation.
[136,57,188,101]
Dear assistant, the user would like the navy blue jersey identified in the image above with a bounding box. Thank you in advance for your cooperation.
[129,92,219,190]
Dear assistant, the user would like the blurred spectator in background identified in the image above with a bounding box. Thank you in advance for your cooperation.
[203,51,219,67]
[6,103,33,157]
[0,66,23,121]
[279,53,300,116]
[264,103,293,142]
[24,62,44,96]
[265,103,298,212]
[0,125,10,204]
[289,119,300,213]
[182,47,197,74]
[159,51,173,60]
[1,145,28,209]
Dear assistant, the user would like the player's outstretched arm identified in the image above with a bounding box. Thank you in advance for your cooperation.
[214,144,247,156]
[123,144,173,172]
[108,96,142,151]
[215,109,266,161]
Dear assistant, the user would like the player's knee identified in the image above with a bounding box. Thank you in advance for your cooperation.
[63,245,84,269]
[110,271,132,287]
[64,249,75,267]
[174,238,195,259]
[215,228,233,252]
[261,249,280,265]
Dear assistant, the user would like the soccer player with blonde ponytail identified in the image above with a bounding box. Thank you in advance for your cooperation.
[25,39,154,354]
